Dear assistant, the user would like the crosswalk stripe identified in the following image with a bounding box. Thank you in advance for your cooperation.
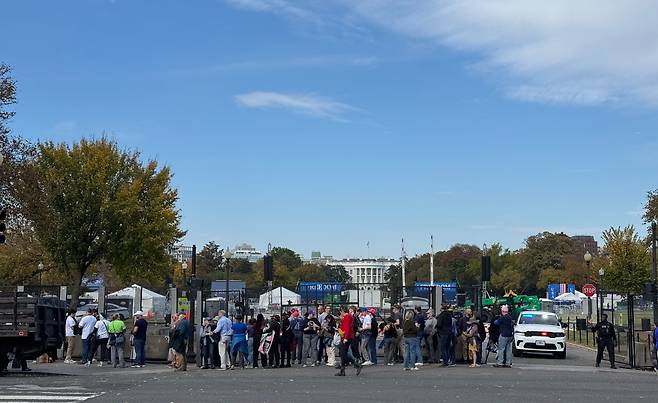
[0,395,99,401]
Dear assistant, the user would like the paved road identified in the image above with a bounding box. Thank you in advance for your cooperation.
[0,345,655,403]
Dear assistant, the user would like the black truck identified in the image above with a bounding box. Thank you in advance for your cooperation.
[0,287,66,370]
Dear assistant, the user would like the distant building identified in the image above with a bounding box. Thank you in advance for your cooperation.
[169,245,193,263]
[231,243,264,263]
[325,258,399,284]
[571,235,598,254]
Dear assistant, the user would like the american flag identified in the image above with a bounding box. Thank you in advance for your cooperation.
[559,283,567,294]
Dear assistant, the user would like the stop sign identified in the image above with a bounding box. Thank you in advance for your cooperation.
[582,284,596,297]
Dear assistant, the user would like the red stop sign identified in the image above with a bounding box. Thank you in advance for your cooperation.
[582,284,596,297]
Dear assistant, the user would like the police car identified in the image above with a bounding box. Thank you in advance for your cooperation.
[512,311,566,359]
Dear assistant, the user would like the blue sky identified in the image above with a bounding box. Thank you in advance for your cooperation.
[3,0,658,258]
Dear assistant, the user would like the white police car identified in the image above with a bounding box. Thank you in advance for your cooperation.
[513,311,566,359]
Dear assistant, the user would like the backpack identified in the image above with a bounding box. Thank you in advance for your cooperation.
[73,317,82,336]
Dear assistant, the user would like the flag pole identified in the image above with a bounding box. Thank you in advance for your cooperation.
[401,238,406,295]
[430,235,434,286]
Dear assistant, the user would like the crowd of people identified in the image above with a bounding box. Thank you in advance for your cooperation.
[63,308,149,369]
[58,302,521,373]
[174,303,515,373]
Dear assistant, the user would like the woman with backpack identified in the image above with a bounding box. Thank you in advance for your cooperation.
[91,313,110,367]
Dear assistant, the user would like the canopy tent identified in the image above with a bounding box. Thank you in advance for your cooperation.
[107,284,167,317]
[554,292,582,303]
[258,287,300,309]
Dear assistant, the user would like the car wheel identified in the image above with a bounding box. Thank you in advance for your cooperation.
[554,349,566,359]
[512,342,522,357]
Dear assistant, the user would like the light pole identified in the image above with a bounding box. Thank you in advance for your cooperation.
[223,250,232,313]
[181,262,188,288]
[651,221,658,325]
[598,268,605,323]
[584,251,592,320]
[38,262,44,292]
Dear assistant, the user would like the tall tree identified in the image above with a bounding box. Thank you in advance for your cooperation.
[13,138,184,307]
[325,264,350,283]
[601,226,650,294]
[271,246,302,270]
[519,232,577,293]
[294,263,328,282]
[196,241,224,282]
[0,63,16,135]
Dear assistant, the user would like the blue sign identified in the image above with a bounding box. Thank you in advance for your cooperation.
[298,282,344,302]
[414,281,457,303]
[546,283,576,300]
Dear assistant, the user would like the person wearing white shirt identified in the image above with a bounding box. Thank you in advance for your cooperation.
[64,310,77,364]
[78,310,97,366]
[91,314,110,367]
[360,311,373,365]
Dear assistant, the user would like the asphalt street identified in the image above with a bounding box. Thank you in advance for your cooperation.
[0,344,656,403]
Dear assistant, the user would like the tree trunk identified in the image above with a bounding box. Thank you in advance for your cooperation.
[69,267,85,310]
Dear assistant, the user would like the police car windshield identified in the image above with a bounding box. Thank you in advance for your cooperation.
[518,313,559,326]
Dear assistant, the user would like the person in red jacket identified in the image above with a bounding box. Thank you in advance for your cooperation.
[335,306,362,377]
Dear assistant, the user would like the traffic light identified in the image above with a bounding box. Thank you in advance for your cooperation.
[0,207,6,244]
[264,255,274,282]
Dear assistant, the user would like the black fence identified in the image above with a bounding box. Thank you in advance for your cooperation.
[562,292,657,369]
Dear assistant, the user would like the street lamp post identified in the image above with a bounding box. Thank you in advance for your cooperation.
[584,251,592,320]
[223,250,232,313]
[651,221,658,325]
[38,262,44,294]
[598,268,605,323]
[181,262,188,288]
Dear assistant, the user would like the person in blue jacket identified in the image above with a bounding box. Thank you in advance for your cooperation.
[493,305,514,367]
[230,315,248,369]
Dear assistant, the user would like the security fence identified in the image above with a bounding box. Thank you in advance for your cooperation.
[563,292,656,369]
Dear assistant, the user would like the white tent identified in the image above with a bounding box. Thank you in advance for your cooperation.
[107,284,167,317]
[554,292,581,302]
[259,287,300,309]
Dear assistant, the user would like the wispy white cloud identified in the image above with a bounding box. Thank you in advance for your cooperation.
[163,54,377,78]
[234,91,359,121]
[228,0,658,106]
[342,0,658,106]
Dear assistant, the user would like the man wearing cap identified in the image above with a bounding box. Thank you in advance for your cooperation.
[493,305,514,367]
[131,311,148,368]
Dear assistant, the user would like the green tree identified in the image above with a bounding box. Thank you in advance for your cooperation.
[248,258,296,289]
[271,246,302,270]
[294,263,328,282]
[13,137,184,307]
[490,265,522,293]
[196,241,224,283]
[601,226,650,294]
[519,232,577,293]
[384,264,402,291]
[0,63,16,135]
[325,264,349,283]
